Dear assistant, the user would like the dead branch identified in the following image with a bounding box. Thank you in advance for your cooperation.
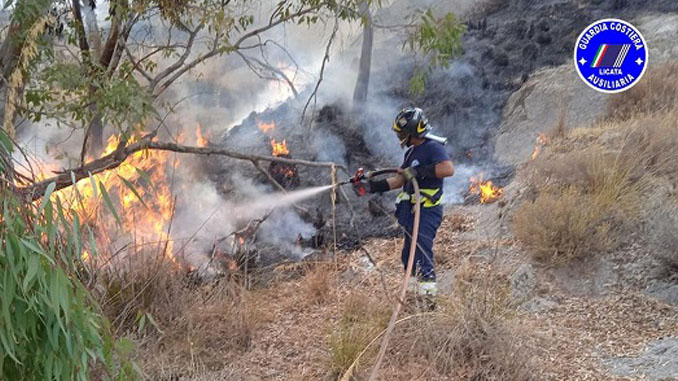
[235,50,299,98]
[149,23,204,91]
[301,18,339,125]
[151,4,322,96]
[19,138,345,201]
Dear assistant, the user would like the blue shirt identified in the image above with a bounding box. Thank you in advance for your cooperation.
[400,139,450,195]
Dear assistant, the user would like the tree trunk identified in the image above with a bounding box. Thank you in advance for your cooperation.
[83,1,102,57]
[0,0,53,129]
[352,1,373,106]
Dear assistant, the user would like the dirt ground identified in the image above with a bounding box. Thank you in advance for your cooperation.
[194,208,678,380]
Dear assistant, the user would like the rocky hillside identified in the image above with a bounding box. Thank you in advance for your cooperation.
[129,3,678,380]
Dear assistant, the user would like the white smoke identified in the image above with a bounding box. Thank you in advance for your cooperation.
[11,0,497,266]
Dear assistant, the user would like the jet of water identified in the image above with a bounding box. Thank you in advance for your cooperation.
[231,184,334,218]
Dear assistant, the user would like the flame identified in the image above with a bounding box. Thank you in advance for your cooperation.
[530,133,550,161]
[469,175,503,204]
[81,250,90,262]
[196,124,209,147]
[270,139,289,157]
[36,133,180,267]
[257,119,275,134]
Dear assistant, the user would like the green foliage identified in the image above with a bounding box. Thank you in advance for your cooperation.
[0,186,138,380]
[406,10,466,95]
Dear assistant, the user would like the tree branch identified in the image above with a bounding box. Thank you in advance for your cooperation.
[152,4,323,97]
[71,0,92,66]
[19,138,345,201]
[301,18,338,124]
[149,23,204,91]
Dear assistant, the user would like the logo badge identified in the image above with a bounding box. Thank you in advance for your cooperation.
[574,19,648,93]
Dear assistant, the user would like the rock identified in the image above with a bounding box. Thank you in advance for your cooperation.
[636,14,678,62]
[492,65,608,167]
[510,263,536,306]
[646,280,678,306]
[606,337,678,380]
[518,296,557,313]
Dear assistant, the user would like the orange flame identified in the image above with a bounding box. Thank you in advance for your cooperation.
[271,139,289,157]
[469,175,503,204]
[196,124,209,147]
[530,133,550,161]
[257,119,275,134]
[39,133,180,267]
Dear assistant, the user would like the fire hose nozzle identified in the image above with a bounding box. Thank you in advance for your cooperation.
[350,168,368,196]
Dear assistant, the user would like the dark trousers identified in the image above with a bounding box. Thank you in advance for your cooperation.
[396,203,443,281]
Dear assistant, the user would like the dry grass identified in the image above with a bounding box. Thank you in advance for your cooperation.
[95,252,188,333]
[302,263,335,305]
[607,62,678,121]
[514,147,645,263]
[327,291,390,377]
[135,279,267,378]
[91,251,268,379]
[391,262,536,380]
[514,64,678,266]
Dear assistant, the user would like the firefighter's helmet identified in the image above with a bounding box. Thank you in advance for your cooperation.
[393,107,431,147]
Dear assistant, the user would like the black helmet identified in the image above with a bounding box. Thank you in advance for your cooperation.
[393,107,431,147]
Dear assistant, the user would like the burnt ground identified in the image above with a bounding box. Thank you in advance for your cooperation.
[207,0,678,263]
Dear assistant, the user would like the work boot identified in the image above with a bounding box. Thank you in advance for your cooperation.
[417,281,437,311]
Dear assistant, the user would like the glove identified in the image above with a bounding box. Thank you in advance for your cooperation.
[399,167,418,182]
[353,178,389,196]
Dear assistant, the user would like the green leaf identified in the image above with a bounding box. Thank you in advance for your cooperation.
[118,175,148,209]
[99,182,122,227]
[135,168,154,191]
[22,255,40,292]
[38,182,56,215]
[88,172,98,200]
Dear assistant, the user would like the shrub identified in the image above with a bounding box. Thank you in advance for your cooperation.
[133,275,265,378]
[96,252,186,333]
[607,62,678,121]
[302,263,334,305]
[514,148,644,263]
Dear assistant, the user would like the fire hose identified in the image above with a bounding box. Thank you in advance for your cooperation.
[341,168,422,380]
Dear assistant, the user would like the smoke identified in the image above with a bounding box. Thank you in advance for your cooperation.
[10,0,503,267]
[442,164,476,204]
[310,129,348,166]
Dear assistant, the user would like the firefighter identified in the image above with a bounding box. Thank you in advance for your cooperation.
[356,107,454,299]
